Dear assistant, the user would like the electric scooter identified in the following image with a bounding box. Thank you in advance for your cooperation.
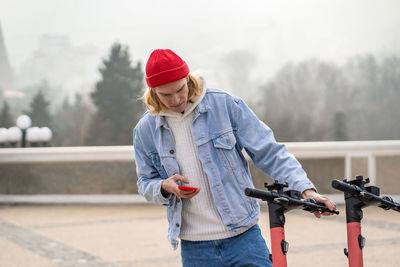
[245,181,339,267]
[331,175,400,267]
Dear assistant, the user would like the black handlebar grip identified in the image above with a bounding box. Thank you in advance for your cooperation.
[331,179,360,195]
[302,199,340,214]
[330,209,340,215]
[244,188,274,201]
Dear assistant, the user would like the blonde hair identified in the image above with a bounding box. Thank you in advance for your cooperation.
[142,74,203,115]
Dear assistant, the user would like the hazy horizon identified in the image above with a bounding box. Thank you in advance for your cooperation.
[1,0,400,98]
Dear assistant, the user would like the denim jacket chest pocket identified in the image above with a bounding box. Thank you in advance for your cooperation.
[160,155,181,178]
[149,152,181,179]
[149,152,169,179]
[212,131,242,171]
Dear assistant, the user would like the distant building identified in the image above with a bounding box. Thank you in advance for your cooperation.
[18,34,103,92]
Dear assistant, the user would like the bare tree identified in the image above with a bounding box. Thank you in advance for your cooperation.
[258,60,352,141]
[258,53,400,142]
[345,54,400,140]
[52,93,94,146]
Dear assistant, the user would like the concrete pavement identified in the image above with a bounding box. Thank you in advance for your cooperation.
[0,203,399,267]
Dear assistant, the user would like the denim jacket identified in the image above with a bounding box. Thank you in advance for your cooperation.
[133,88,315,249]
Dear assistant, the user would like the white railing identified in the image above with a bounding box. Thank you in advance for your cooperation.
[1,140,399,204]
[1,140,400,185]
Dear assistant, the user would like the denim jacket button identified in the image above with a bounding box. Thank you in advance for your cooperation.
[176,198,180,203]
[170,149,174,154]
[176,223,180,227]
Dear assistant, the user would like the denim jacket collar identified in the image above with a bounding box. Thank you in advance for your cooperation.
[193,94,211,121]
[155,115,167,130]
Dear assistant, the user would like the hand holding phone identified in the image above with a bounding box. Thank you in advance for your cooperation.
[178,185,199,191]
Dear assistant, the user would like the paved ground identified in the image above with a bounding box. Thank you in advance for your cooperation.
[0,203,399,267]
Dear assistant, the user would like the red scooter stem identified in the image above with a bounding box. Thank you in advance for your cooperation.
[347,222,363,267]
[267,200,289,267]
[331,177,400,267]
[245,184,338,267]
[270,227,288,267]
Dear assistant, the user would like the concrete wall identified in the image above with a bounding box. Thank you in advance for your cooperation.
[1,141,399,195]
[0,161,136,194]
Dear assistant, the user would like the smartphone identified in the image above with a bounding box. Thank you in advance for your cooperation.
[178,185,198,191]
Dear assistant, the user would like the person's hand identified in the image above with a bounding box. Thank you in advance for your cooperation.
[301,189,337,218]
[161,174,200,199]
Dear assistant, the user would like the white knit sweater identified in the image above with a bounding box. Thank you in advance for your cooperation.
[161,86,244,241]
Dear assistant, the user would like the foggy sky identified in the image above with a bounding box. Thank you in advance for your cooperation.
[1,0,400,97]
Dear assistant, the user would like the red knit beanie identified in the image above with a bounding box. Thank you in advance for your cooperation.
[145,49,190,88]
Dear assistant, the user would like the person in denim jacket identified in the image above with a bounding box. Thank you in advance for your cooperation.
[133,49,336,267]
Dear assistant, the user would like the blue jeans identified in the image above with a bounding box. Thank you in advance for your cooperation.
[180,224,272,267]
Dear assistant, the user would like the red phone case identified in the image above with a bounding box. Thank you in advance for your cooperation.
[178,185,198,191]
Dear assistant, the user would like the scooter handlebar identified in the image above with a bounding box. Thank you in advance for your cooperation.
[332,179,400,213]
[245,187,339,215]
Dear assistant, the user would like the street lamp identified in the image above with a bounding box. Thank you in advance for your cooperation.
[26,126,40,146]
[39,127,53,146]
[26,126,53,147]
[0,115,53,148]
[16,115,32,147]
[6,126,22,147]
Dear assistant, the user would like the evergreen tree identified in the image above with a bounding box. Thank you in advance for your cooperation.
[89,43,144,145]
[28,90,52,127]
[0,100,13,127]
